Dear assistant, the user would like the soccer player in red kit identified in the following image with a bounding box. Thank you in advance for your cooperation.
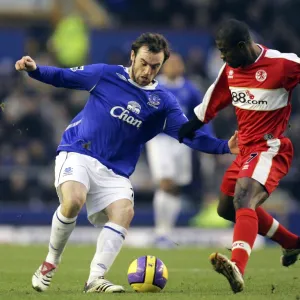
[179,19,300,293]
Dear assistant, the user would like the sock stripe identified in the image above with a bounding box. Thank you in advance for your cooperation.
[49,242,59,251]
[104,226,125,239]
[266,219,279,238]
[232,240,252,256]
[55,212,76,225]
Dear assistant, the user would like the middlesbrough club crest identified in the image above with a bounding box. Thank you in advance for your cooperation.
[255,70,267,82]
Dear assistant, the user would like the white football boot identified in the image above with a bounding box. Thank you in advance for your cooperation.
[32,261,57,292]
[209,252,244,293]
[83,276,125,293]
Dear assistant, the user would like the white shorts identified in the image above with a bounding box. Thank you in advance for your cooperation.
[54,151,134,226]
[146,134,192,185]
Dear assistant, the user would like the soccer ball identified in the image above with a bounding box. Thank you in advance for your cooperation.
[127,255,168,292]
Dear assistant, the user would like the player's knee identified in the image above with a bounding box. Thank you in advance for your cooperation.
[60,181,87,217]
[233,187,248,209]
[217,204,235,221]
[106,199,134,229]
[61,190,86,217]
[61,195,85,217]
[122,205,135,223]
[159,179,179,195]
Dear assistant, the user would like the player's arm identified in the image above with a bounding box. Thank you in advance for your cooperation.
[282,53,300,90]
[163,96,238,155]
[178,64,232,142]
[15,56,104,91]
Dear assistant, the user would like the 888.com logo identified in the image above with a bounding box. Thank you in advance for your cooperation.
[231,90,267,106]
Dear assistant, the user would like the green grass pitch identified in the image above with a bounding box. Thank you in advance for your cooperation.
[0,245,299,299]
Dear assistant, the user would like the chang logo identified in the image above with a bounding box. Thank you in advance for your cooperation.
[127,101,141,114]
[110,106,142,128]
[70,66,84,72]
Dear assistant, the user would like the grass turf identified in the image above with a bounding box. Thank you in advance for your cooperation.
[0,245,299,299]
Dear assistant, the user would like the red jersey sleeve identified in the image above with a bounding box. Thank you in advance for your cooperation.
[194,64,232,123]
[282,53,300,90]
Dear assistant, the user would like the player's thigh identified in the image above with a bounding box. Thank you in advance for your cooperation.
[238,138,293,196]
[84,157,134,227]
[220,156,241,197]
[234,177,268,209]
[146,134,177,182]
[54,151,89,208]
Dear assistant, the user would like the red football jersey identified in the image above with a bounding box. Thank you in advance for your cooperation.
[194,45,300,146]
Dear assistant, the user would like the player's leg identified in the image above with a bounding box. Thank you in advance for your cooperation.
[84,161,134,293]
[218,193,300,257]
[153,178,181,247]
[217,192,235,222]
[45,180,87,266]
[84,198,133,293]
[32,152,89,292]
[146,135,187,246]
[231,177,266,274]
[211,177,266,293]
[211,138,294,292]
[218,139,299,266]
[255,206,300,262]
[217,156,239,222]
[246,139,300,266]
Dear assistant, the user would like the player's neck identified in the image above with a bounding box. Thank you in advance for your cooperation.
[245,43,262,66]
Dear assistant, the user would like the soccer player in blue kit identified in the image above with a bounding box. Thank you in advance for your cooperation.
[15,33,238,293]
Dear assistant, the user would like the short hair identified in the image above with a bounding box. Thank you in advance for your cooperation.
[216,19,251,46]
[131,33,171,63]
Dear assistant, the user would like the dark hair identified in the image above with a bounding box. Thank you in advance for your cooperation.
[216,19,251,46]
[131,33,171,63]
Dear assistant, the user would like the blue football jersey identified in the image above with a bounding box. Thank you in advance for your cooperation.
[157,75,213,136]
[28,64,229,177]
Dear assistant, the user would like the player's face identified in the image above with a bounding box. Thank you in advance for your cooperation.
[130,46,164,86]
[162,54,185,79]
[216,39,247,68]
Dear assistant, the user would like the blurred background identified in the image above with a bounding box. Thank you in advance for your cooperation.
[0,0,299,246]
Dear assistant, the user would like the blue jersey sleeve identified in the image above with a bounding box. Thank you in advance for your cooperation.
[163,95,230,154]
[27,64,105,91]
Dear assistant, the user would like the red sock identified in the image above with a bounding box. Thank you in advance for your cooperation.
[256,207,300,249]
[231,208,258,275]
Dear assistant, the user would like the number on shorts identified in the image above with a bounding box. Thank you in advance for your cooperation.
[246,152,258,163]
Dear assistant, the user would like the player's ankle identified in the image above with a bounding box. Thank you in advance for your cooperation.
[231,259,244,275]
[87,273,105,285]
[45,253,60,266]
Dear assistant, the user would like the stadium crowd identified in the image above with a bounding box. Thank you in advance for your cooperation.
[0,0,299,209]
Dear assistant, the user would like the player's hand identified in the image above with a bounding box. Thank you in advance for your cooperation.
[15,56,37,72]
[228,130,239,154]
[178,116,204,143]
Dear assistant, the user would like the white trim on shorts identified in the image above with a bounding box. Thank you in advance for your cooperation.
[251,139,281,185]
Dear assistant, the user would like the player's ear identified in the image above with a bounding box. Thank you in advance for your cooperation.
[130,50,135,63]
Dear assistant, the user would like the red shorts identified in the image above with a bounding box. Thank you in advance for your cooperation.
[221,137,293,196]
